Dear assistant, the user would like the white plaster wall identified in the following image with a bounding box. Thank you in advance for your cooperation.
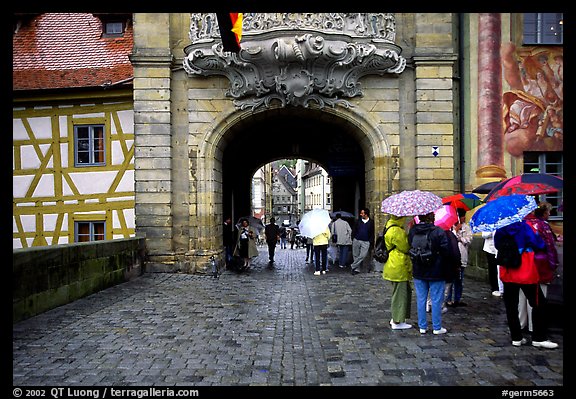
[116,170,135,192]
[32,174,55,197]
[115,110,134,134]
[68,171,116,194]
[27,116,52,139]
[13,119,27,140]
[13,175,34,198]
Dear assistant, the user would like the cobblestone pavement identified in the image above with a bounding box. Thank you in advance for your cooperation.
[13,246,563,388]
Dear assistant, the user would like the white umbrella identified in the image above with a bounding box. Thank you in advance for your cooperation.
[298,209,331,238]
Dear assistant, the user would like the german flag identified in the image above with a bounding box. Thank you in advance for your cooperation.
[216,13,243,53]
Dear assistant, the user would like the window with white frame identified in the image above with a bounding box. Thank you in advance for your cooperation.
[524,13,563,45]
[75,221,106,242]
[523,151,563,219]
[74,125,105,166]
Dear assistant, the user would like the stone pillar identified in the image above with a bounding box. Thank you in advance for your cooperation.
[130,13,176,271]
[413,13,458,195]
[476,13,506,179]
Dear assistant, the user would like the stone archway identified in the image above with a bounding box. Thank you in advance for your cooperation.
[192,104,394,272]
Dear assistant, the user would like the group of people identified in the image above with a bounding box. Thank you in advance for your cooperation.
[224,199,560,349]
[380,200,559,349]
[314,208,376,276]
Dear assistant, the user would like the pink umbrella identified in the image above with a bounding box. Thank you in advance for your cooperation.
[381,190,443,217]
[414,204,458,231]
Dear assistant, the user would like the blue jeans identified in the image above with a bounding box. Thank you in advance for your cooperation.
[414,278,446,331]
[445,267,464,303]
[337,245,350,267]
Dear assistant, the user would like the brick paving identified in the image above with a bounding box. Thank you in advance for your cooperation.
[12,246,563,387]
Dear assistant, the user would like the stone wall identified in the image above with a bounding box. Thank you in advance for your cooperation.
[13,237,145,323]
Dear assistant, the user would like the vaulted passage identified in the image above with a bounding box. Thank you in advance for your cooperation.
[222,108,366,222]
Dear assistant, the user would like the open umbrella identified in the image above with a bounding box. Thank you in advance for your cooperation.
[469,194,537,233]
[442,193,483,211]
[381,190,443,217]
[298,209,331,238]
[236,215,265,233]
[484,182,559,202]
[414,204,458,231]
[471,180,504,194]
[330,210,355,219]
[483,173,563,200]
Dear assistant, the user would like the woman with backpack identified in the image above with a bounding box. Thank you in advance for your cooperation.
[494,219,558,349]
[382,215,413,330]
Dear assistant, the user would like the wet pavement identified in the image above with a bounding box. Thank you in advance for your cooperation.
[12,245,563,388]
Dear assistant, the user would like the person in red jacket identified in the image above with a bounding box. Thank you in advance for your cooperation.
[495,220,558,349]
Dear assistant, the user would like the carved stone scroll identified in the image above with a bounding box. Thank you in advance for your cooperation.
[184,13,406,110]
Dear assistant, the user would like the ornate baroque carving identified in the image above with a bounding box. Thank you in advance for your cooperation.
[184,13,406,110]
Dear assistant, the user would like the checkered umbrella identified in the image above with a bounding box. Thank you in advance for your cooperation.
[381,190,443,217]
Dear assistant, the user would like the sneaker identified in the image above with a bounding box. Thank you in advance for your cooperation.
[321,270,326,275]
[532,340,559,349]
[442,306,448,314]
[419,328,427,334]
[313,271,321,276]
[492,291,502,297]
[512,338,528,347]
[391,322,413,330]
[433,328,447,335]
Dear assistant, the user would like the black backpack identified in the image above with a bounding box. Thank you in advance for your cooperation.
[409,230,434,266]
[495,233,522,269]
[373,226,396,264]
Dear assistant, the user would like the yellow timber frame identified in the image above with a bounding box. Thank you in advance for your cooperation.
[13,90,135,248]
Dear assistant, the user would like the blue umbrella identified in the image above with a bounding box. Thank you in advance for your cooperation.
[469,195,537,233]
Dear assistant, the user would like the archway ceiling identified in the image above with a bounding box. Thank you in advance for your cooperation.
[222,109,364,177]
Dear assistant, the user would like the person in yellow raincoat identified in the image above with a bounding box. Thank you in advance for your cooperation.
[382,215,413,330]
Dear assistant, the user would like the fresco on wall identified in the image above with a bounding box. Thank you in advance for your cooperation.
[501,42,563,157]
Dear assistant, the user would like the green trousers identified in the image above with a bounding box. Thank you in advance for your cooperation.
[390,280,412,323]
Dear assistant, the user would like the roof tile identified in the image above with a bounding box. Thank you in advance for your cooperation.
[13,13,133,90]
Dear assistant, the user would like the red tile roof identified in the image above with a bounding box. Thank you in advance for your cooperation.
[13,13,133,91]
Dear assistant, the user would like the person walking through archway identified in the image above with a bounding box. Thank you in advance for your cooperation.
[350,208,375,275]
[264,217,280,264]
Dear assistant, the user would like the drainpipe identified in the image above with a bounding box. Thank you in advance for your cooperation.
[458,13,466,193]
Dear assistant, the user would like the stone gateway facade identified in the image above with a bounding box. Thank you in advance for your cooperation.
[130,13,562,273]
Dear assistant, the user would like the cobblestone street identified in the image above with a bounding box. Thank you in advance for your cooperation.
[13,246,563,389]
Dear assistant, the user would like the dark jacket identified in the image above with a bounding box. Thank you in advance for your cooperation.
[352,217,375,247]
[265,223,280,244]
[444,229,462,281]
[408,222,451,281]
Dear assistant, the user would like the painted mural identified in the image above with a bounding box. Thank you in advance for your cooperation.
[501,42,563,157]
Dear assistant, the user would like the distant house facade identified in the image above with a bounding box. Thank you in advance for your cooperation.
[12,13,135,248]
[272,165,298,226]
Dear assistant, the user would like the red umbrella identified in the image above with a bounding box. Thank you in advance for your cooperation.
[484,173,562,199]
[414,204,458,231]
[442,193,483,211]
[484,182,559,202]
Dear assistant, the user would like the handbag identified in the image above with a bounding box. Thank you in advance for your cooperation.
[331,233,338,243]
